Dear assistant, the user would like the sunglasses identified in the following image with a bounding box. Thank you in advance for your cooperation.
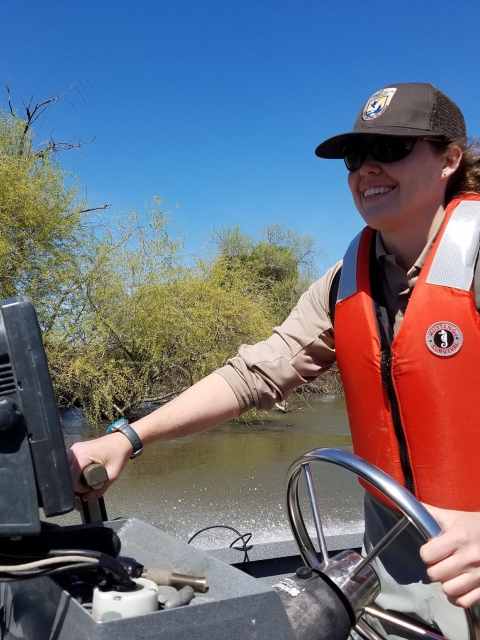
[343,137,419,172]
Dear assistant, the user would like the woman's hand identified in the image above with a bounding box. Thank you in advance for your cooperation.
[420,504,480,608]
[68,432,133,504]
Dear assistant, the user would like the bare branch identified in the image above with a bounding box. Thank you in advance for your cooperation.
[85,288,137,362]
[35,133,96,158]
[141,389,189,404]
[73,80,91,107]
[6,81,93,155]
[121,388,189,414]
[22,82,80,130]
[5,85,13,115]
[113,403,125,417]
[168,362,194,387]
[78,204,111,214]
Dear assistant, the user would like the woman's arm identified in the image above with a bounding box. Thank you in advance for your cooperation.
[68,372,240,500]
[69,265,341,500]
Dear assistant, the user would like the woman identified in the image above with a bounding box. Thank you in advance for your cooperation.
[69,82,480,638]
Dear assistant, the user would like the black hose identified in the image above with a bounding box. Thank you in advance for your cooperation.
[188,525,252,564]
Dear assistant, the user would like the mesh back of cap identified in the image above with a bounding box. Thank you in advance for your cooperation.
[431,87,467,140]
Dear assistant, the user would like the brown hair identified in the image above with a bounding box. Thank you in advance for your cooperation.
[433,139,480,203]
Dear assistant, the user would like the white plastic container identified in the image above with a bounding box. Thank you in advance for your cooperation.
[92,577,158,621]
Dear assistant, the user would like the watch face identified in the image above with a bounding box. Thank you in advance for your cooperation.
[106,417,129,433]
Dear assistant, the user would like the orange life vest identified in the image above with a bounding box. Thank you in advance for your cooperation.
[335,195,480,511]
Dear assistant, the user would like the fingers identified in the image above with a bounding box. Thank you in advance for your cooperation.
[420,533,460,565]
[424,549,476,583]
[420,508,480,565]
[69,451,89,494]
[448,586,480,609]
[422,502,454,527]
[68,432,132,497]
[78,482,113,502]
[74,483,112,509]
[440,573,480,608]
[419,509,480,608]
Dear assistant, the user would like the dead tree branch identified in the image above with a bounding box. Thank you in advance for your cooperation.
[35,134,96,158]
[5,81,93,156]
[6,85,13,115]
[78,204,111,214]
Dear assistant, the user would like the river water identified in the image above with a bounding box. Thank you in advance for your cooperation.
[61,396,364,549]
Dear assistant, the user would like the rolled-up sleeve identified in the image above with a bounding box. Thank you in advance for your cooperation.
[215,262,341,413]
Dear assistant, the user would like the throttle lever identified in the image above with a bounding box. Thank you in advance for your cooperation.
[79,463,109,524]
[82,463,108,490]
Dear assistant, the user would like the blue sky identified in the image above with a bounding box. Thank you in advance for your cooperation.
[1,0,479,271]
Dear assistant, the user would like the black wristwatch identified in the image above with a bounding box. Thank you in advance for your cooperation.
[106,418,144,459]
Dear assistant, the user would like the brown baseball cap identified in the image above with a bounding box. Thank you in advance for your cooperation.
[315,82,467,159]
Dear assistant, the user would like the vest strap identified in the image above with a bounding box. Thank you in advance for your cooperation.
[328,268,341,324]
[338,231,362,302]
[426,200,480,290]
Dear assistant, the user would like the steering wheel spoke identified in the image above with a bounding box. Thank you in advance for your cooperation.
[350,515,409,580]
[355,619,386,640]
[364,604,449,639]
[304,463,329,565]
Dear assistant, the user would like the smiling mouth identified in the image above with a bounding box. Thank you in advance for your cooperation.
[362,186,395,199]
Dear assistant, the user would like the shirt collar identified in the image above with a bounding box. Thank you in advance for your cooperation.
[375,212,446,277]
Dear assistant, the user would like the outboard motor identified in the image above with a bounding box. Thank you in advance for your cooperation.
[272,547,379,639]
[272,558,369,640]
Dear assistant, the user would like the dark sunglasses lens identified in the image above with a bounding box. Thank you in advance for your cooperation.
[343,138,416,171]
[372,138,416,163]
[343,146,365,172]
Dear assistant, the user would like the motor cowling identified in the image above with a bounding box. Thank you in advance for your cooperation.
[272,566,353,640]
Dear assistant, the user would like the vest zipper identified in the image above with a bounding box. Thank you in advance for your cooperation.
[369,234,416,496]
[380,350,415,495]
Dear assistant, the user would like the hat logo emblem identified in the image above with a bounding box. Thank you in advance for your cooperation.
[362,87,397,121]
[425,321,463,357]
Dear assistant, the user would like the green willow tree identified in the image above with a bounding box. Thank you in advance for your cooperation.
[0,108,82,313]
[47,202,277,422]
[0,94,327,425]
[210,224,319,324]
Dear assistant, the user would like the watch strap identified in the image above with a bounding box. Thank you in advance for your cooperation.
[106,418,143,459]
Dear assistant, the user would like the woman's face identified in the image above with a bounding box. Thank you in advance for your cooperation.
[347,140,458,235]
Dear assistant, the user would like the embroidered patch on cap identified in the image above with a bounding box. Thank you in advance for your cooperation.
[362,87,397,121]
[425,322,463,357]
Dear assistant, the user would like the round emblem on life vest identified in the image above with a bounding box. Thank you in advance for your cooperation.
[425,322,463,357]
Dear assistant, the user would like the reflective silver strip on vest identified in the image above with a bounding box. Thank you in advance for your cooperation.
[426,200,480,290]
[338,230,362,302]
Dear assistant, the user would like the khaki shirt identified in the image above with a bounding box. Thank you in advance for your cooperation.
[215,217,444,413]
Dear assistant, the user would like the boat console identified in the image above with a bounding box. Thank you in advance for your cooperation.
[0,296,478,640]
[0,296,353,640]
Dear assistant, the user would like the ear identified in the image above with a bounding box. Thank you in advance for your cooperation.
[441,145,462,179]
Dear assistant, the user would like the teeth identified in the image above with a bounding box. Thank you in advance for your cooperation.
[363,187,393,198]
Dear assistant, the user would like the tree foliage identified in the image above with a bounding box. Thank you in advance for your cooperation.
[0,95,324,425]
[210,224,319,324]
[0,108,82,307]
[46,204,278,423]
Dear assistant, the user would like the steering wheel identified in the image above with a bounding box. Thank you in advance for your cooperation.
[285,447,480,640]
